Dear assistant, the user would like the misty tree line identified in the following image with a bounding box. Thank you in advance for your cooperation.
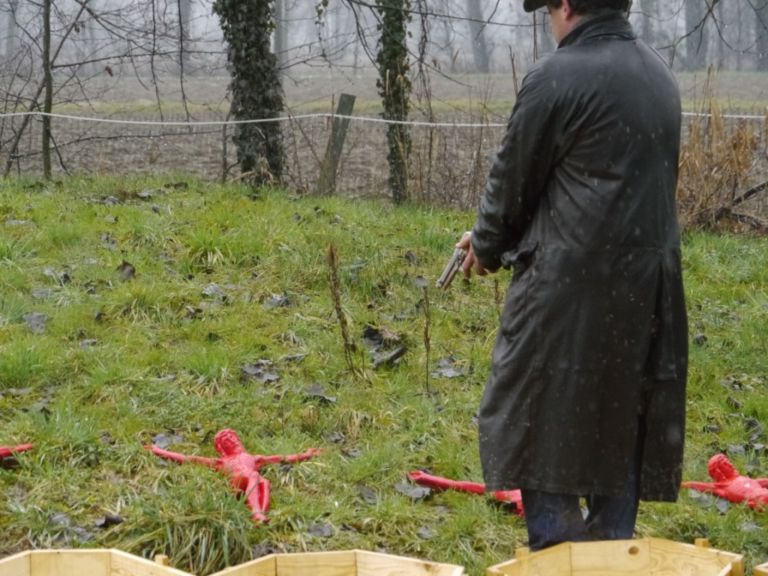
[3,1,768,76]
[2,0,768,199]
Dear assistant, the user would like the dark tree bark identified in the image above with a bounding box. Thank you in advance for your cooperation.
[375,0,411,204]
[684,0,709,71]
[533,10,554,59]
[273,0,287,72]
[213,0,284,185]
[42,0,52,179]
[4,0,20,59]
[638,0,657,45]
[755,0,768,71]
[178,0,192,73]
[466,0,490,73]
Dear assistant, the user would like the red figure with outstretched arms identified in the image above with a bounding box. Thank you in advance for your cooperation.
[0,444,33,459]
[682,453,768,511]
[407,470,524,516]
[147,429,320,522]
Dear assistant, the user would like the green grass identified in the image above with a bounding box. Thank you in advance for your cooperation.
[1,176,767,575]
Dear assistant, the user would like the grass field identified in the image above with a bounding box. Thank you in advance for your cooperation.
[0,176,767,575]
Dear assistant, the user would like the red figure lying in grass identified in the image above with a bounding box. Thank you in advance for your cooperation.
[0,444,33,458]
[682,453,768,511]
[147,429,321,523]
[408,470,524,516]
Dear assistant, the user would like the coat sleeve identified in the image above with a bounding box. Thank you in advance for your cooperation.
[471,63,560,271]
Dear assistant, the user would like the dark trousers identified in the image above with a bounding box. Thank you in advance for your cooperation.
[520,466,640,551]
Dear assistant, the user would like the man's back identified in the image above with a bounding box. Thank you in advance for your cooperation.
[525,12,682,250]
[473,8,687,505]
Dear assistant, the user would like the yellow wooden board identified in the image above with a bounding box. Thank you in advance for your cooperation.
[485,539,743,576]
[753,561,768,576]
[30,550,110,576]
[0,550,192,576]
[209,550,464,576]
[110,550,193,576]
[645,538,743,576]
[355,550,464,576]
[486,543,572,576]
[570,540,651,576]
[0,552,29,576]
[209,551,352,576]
[277,551,356,576]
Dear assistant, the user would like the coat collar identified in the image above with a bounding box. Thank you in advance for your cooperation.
[557,9,635,49]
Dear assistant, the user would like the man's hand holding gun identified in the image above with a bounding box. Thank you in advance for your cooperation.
[436,232,490,289]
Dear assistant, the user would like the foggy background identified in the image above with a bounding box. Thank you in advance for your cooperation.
[2,0,767,206]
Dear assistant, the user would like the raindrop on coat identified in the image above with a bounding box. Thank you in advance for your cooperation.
[666,425,682,444]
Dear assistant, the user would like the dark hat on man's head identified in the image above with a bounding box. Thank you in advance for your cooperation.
[523,0,547,11]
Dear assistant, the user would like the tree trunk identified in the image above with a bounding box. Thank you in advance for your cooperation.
[684,0,709,71]
[42,0,52,180]
[638,0,656,45]
[714,0,725,69]
[4,0,19,59]
[273,0,287,72]
[737,0,745,70]
[345,6,361,74]
[466,0,490,73]
[86,9,96,75]
[533,11,555,60]
[755,0,768,70]
[178,0,192,73]
[376,0,412,204]
[213,0,284,185]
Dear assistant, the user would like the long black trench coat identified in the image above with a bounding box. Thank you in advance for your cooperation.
[472,11,688,502]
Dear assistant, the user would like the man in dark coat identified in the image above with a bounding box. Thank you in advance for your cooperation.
[458,0,688,550]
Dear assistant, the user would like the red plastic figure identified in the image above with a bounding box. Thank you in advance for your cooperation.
[147,429,321,522]
[0,444,33,458]
[682,453,768,511]
[407,470,524,516]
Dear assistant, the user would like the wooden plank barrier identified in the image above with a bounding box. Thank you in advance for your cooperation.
[0,549,192,576]
[210,549,465,576]
[485,538,744,576]
[753,560,768,576]
[316,93,356,196]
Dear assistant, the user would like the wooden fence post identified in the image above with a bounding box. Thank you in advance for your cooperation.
[316,93,356,195]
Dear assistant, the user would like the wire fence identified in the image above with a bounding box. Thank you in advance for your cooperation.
[2,108,767,215]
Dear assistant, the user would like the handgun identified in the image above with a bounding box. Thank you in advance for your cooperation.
[435,247,466,290]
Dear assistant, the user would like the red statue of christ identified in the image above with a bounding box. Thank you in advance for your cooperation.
[0,443,33,459]
[682,453,768,511]
[147,429,320,522]
[407,470,524,516]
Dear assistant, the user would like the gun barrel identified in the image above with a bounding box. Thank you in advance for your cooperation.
[436,248,466,289]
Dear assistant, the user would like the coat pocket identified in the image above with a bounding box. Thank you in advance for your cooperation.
[500,241,539,280]
[498,245,539,341]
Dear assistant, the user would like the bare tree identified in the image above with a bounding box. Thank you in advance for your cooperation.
[636,0,657,45]
[273,0,287,71]
[177,0,192,73]
[4,0,20,59]
[1,0,228,178]
[683,0,709,70]
[733,0,747,70]
[532,10,554,59]
[3,0,89,177]
[376,0,412,203]
[466,0,489,73]
[213,0,284,184]
[42,0,53,179]
[755,0,768,70]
